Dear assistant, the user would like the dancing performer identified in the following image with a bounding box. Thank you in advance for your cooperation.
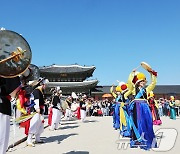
[0,77,21,154]
[64,97,72,121]
[80,95,87,122]
[148,91,162,125]
[71,92,80,119]
[49,87,62,131]
[117,82,132,137]
[110,85,123,129]
[128,63,157,150]
[169,96,176,120]
[26,78,48,146]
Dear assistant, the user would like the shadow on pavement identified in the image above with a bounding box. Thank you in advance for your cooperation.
[83,120,98,123]
[60,125,79,130]
[45,133,78,144]
[61,122,78,125]
[64,151,89,154]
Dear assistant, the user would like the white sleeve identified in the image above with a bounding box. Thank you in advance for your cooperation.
[30,94,34,100]
[34,99,40,110]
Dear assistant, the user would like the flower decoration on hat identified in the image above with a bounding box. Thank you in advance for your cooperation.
[118,82,128,93]
[132,72,147,85]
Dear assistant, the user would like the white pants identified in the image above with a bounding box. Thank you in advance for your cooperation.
[65,109,72,120]
[80,109,86,122]
[0,113,10,154]
[27,113,44,144]
[101,108,105,115]
[50,108,62,130]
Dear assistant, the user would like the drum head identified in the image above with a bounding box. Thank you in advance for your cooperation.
[26,64,40,82]
[0,30,32,78]
[61,100,68,110]
[141,62,152,72]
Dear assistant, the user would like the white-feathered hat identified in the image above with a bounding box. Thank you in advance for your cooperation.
[72,92,78,99]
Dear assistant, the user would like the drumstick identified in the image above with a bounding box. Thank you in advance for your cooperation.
[132,65,141,72]
[135,65,141,70]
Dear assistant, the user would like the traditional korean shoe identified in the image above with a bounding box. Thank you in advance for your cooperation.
[26,142,35,147]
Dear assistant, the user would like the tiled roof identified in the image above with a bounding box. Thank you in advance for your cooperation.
[46,80,98,88]
[153,85,180,94]
[39,64,96,74]
[92,85,180,94]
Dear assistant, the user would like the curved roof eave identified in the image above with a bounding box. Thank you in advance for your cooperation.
[39,64,96,74]
[46,80,98,88]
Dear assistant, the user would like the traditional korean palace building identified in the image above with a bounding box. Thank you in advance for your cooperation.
[39,64,98,95]
[39,64,180,100]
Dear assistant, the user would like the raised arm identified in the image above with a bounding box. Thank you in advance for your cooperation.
[110,85,117,98]
[146,71,157,94]
[124,71,135,99]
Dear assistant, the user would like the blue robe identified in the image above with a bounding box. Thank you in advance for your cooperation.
[170,101,176,120]
[130,88,157,150]
[112,95,121,129]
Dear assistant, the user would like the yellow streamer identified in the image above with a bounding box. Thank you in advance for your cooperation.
[16,99,27,115]
[119,102,127,131]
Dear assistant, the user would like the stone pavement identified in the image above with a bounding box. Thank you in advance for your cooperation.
[7,116,180,154]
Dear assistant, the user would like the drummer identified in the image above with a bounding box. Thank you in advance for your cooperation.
[26,78,48,146]
[0,29,32,153]
[0,68,31,153]
[0,77,21,154]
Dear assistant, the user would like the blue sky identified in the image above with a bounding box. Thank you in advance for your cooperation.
[1,0,180,85]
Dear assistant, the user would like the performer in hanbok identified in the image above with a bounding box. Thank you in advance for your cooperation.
[26,78,48,146]
[80,95,87,122]
[71,92,80,119]
[0,28,32,153]
[0,77,21,154]
[76,102,81,120]
[117,82,132,137]
[110,85,122,129]
[16,84,36,135]
[169,96,176,120]
[127,63,157,150]
[71,98,80,118]
[49,87,62,131]
[64,97,72,121]
[0,68,31,153]
[148,91,162,125]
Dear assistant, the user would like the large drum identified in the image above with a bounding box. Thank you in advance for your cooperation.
[0,30,32,78]
[25,64,40,82]
[61,100,68,111]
